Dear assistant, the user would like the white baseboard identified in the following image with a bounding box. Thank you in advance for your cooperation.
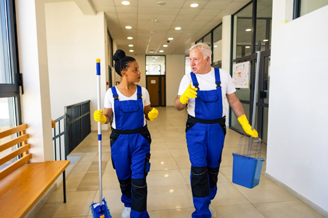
[264,172,328,218]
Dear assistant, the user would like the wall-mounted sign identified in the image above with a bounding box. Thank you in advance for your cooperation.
[233,61,250,88]
[150,80,156,84]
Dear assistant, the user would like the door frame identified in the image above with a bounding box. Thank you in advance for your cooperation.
[145,55,166,107]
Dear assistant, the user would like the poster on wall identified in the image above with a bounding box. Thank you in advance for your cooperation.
[232,61,250,88]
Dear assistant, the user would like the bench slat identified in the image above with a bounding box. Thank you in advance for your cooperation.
[0,144,31,166]
[0,153,32,180]
[0,124,28,138]
[0,134,29,152]
[0,161,70,218]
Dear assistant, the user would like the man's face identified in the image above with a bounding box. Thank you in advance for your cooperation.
[189,49,210,74]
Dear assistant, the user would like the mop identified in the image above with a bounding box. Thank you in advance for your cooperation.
[232,41,265,189]
[90,59,112,218]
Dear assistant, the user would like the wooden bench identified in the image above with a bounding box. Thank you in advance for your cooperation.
[0,124,70,218]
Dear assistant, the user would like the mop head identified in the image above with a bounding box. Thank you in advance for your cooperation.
[90,198,112,218]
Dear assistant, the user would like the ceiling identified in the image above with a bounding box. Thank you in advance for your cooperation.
[45,0,274,55]
[46,0,251,55]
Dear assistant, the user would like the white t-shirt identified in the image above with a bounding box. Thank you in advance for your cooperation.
[104,86,151,129]
[177,68,236,117]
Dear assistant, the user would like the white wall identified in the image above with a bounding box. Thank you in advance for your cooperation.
[16,0,53,162]
[45,2,107,131]
[267,2,328,215]
[166,55,185,106]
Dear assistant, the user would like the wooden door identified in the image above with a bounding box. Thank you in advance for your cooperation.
[147,76,160,106]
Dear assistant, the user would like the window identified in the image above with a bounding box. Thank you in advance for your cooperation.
[0,0,21,161]
[146,56,165,75]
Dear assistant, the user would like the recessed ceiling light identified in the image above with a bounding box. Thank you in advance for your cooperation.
[214,45,218,48]
[157,1,166,6]
[190,3,199,8]
[245,46,250,48]
[129,49,134,52]
[151,19,158,22]
[128,44,133,47]
[245,28,251,32]
[263,39,269,42]
[125,26,132,29]
[175,27,181,30]
[168,37,174,40]
[121,1,130,5]
[127,37,133,40]
[163,45,168,47]
[159,50,164,52]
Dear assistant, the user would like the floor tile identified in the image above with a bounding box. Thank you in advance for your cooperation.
[254,201,325,218]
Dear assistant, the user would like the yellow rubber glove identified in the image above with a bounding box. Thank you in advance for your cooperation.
[93,109,106,125]
[237,114,258,138]
[148,108,159,121]
[180,84,198,104]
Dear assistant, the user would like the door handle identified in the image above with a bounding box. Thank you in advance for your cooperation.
[260,91,267,98]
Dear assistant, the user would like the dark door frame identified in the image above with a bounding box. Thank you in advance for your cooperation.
[145,55,166,107]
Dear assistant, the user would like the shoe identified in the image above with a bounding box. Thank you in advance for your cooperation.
[209,205,216,217]
[121,207,131,218]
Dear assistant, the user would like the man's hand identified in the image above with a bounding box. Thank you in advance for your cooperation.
[93,109,107,125]
[148,108,159,121]
[180,84,198,104]
[237,114,258,138]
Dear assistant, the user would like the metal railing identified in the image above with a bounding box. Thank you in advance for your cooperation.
[65,100,91,154]
[52,115,67,161]
[52,100,91,160]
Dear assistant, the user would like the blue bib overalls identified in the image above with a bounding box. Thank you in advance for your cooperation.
[186,68,226,218]
[110,85,151,218]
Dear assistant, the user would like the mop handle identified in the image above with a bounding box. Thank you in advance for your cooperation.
[251,41,261,130]
[96,59,103,205]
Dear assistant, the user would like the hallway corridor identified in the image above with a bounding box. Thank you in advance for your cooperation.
[36,107,323,218]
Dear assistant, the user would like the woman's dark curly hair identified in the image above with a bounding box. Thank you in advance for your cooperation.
[113,49,136,76]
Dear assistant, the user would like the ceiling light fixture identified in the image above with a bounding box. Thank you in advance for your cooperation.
[190,3,199,8]
[121,1,130,5]
[175,27,181,30]
[157,1,166,6]
[159,50,164,52]
[245,28,251,32]
[263,39,269,42]
[168,37,174,40]
[245,46,250,48]
[127,37,133,40]
[129,49,134,52]
[125,26,132,29]
[163,45,168,47]
[214,45,218,47]
[128,44,133,47]
[151,19,158,22]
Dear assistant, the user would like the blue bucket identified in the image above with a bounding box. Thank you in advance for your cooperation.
[232,153,264,189]
[90,198,112,218]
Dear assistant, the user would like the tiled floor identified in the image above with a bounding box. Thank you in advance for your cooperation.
[36,107,324,218]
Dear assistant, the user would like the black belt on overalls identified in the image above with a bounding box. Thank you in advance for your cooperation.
[186,115,226,135]
[111,125,148,134]
[187,115,225,125]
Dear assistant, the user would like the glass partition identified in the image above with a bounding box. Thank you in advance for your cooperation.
[233,3,253,59]
[213,25,222,64]
[300,0,328,16]
[146,56,166,75]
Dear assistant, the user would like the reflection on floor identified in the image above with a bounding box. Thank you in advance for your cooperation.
[36,107,324,218]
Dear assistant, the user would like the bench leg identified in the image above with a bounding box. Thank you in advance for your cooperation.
[63,171,66,203]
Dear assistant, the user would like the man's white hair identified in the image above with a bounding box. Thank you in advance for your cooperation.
[189,43,212,63]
